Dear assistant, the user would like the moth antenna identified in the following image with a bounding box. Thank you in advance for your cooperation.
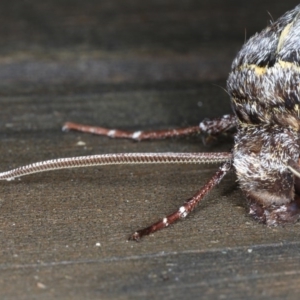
[0,152,232,181]
[287,159,300,178]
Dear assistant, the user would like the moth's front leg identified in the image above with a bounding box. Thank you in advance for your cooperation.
[62,114,236,141]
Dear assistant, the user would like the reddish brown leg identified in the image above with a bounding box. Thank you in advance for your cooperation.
[62,114,236,141]
[199,114,236,135]
[63,122,201,140]
[130,160,232,241]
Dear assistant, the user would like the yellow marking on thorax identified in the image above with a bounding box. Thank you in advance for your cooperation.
[295,104,300,118]
[253,66,267,75]
[277,22,293,52]
[238,64,267,75]
[277,60,300,72]
[239,60,300,75]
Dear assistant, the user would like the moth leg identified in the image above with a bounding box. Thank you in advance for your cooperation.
[63,122,201,140]
[62,114,236,141]
[130,160,232,241]
[199,114,236,135]
[248,196,300,225]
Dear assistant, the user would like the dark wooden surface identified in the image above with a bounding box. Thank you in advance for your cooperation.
[1,0,300,299]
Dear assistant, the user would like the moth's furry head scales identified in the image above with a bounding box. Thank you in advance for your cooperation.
[227,5,300,225]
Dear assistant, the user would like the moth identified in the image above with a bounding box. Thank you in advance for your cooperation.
[1,5,300,240]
